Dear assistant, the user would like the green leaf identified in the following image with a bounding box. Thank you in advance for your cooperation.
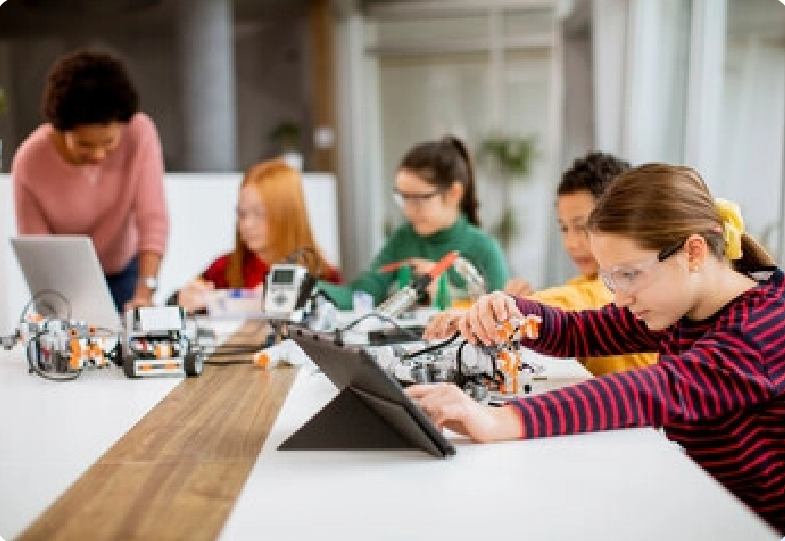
[491,208,520,251]
[477,133,536,179]
[268,121,301,150]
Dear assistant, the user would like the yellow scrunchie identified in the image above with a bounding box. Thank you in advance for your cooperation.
[715,198,744,260]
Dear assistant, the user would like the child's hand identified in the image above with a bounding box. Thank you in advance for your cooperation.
[425,277,439,303]
[405,383,523,443]
[504,278,534,297]
[178,279,214,313]
[406,257,436,277]
[423,308,466,339]
[457,291,523,346]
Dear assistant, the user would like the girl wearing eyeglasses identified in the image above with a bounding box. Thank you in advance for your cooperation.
[319,135,508,309]
[425,152,657,376]
[406,164,784,535]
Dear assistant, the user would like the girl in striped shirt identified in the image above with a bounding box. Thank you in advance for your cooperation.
[406,164,785,534]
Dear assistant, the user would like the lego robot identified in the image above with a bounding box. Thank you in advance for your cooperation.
[19,314,119,378]
[121,306,204,378]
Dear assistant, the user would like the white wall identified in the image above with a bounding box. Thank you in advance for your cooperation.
[364,8,560,287]
[0,172,340,333]
[590,0,785,264]
[716,37,785,255]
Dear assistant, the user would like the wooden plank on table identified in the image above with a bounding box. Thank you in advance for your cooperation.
[17,322,296,541]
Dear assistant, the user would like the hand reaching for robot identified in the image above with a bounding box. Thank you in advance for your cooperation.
[503,278,535,297]
[124,292,155,312]
[404,257,441,301]
[457,291,525,346]
[405,257,436,276]
[405,383,523,443]
[423,308,465,340]
[177,278,214,313]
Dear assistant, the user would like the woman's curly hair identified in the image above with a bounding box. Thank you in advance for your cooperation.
[42,49,139,131]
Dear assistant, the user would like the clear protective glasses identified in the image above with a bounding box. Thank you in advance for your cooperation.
[599,238,686,294]
[392,188,445,210]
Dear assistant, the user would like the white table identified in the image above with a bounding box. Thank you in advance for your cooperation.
[0,327,780,541]
[0,348,181,540]
[0,318,246,540]
[218,368,781,541]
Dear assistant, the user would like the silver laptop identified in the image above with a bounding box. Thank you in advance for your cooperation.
[10,235,123,331]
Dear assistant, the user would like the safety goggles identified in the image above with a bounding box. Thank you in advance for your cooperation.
[599,238,686,294]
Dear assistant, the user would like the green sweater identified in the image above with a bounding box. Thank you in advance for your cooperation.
[319,215,509,309]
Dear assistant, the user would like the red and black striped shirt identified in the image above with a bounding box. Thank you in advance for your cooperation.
[511,269,785,534]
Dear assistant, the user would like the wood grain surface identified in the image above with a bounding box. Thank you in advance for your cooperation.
[17,323,296,541]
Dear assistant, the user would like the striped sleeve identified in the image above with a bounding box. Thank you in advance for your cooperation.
[514,297,660,357]
[510,327,778,438]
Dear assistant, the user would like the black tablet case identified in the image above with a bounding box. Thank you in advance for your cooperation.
[279,328,455,458]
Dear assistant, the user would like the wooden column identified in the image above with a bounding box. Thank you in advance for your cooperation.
[309,0,338,173]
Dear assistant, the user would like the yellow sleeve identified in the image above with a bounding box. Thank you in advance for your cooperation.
[527,275,658,375]
[528,275,613,311]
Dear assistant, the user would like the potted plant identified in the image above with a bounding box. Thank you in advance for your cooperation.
[477,133,536,251]
[268,120,303,171]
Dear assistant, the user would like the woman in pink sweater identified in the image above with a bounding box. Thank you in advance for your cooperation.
[12,49,169,312]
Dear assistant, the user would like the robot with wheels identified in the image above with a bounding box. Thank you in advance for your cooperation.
[17,315,119,379]
[122,306,204,378]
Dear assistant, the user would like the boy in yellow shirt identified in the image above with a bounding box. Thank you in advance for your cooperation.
[424,152,657,375]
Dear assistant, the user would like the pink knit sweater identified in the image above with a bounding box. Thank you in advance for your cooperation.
[12,113,169,274]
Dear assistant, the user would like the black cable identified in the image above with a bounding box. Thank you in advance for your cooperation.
[186,311,270,362]
[18,289,71,323]
[455,340,468,384]
[106,342,123,365]
[199,322,260,365]
[339,312,421,339]
[194,344,263,351]
[485,347,505,386]
[26,333,82,382]
[455,341,504,388]
[401,332,460,360]
[195,346,261,356]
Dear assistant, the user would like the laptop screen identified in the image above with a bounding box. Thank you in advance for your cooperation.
[10,235,122,331]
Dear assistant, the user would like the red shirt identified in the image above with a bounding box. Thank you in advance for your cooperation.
[201,253,343,288]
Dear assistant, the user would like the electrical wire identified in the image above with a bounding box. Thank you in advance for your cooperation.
[186,313,266,365]
[401,332,460,360]
[338,312,421,339]
[26,332,82,382]
[204,359,255,366]
[18,289,71,323]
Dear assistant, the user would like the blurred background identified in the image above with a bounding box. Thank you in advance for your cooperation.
[0,0,783,291]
